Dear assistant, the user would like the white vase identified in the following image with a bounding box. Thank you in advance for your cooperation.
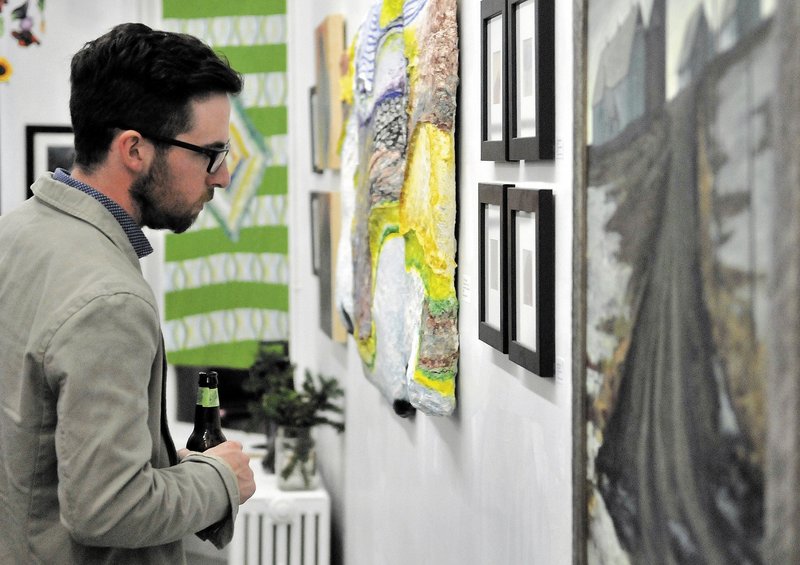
[275,425,318,490]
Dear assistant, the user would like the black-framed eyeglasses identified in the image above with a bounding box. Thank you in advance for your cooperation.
[120,128,230,174]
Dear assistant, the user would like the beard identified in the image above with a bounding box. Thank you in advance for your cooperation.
[129,152,211,233]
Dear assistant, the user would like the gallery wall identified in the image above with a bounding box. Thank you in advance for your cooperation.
[287,1,575,563]
[0,1,577,563]
[0,1,155,213]
[4,2,798,563]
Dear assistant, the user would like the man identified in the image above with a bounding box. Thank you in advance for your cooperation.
[0,23,256,563]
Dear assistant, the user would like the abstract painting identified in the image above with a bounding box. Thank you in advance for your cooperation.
[337,0,459,417]
[580,1,776,562]
[314,13,345,171]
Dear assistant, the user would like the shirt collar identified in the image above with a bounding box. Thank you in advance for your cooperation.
[53,168,154,259]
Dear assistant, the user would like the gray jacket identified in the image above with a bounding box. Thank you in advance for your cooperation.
[0,174,238,564]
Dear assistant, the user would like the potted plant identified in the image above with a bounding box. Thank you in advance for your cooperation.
[263,370,345,489]
[249,348,344,490]
[243,341,295,472]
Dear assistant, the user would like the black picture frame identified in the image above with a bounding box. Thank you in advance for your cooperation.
[507,187,555,376]
[479,182,513,352]
[309,191,323,276]
[25,125,74,199]
[309,190,346,341]
[481,0,511,162]
[507,0,555,161]
[309,86,323,174]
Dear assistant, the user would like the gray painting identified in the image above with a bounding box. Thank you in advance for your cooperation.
[585,0,775,562]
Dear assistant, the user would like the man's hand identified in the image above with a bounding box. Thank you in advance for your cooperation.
[204,441,256,504]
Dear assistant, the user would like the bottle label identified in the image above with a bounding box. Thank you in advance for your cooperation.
[196,387,220,408]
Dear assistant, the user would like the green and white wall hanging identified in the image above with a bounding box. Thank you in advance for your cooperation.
[162,0,289,369]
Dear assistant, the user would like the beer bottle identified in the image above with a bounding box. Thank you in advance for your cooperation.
[186,371,227,451]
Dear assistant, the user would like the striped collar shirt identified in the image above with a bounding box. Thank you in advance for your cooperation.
[53,168,153,259]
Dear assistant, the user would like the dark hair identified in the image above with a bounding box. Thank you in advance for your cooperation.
[69,23,243,170]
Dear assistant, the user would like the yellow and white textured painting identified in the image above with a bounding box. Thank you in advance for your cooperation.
[337,0,459,416]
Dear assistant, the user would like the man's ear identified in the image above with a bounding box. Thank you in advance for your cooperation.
[114,129,150,173]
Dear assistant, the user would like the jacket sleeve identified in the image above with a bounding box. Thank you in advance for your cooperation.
[44,290,239,548]
[183,452,240,548]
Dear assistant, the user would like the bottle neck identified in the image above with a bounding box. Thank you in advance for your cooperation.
[194,384,221,419]
[194,371,222,427]
[193,403,223,427]
[196,385,220,408]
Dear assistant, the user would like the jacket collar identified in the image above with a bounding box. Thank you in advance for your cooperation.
[31,173,143,269]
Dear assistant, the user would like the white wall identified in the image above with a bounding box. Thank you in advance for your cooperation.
[0,1,159,213]
[0,0,166,294]
[0,1,577,562]
[287,1,575,563]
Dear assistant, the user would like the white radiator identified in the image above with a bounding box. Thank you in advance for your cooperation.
[185,460,331,565]
[229,488,331,565]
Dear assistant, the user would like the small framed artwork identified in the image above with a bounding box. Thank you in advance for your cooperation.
[506,187,555,376]
[314,14,346,171]
[481,0,510,162]
[309,191,323,275]
[309,86,323,174]
[506,0,555,161]
[479,182,513,352]
[26,125,75,199]
[310,191,347,342]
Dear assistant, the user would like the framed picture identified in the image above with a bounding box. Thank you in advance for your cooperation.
[506,187,554,376]
[309,86,323,174]
[577,1,781,562]
[507,0,555,161]
[26,125,75,199]
[310,191,347,342]
[572,0,588,559]
[479,182,512,352]
[309,191,323,275]
[481,0,510,162]
[314,14,346,171]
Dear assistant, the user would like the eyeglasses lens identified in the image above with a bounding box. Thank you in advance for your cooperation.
[209,149,229,174]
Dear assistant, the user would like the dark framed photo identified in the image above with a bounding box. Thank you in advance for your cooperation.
[481,0,510,162]
[309,191,323,275]
[309,86,323,174]
[309,191,347,342]
[26,125,75,199]
[507,0,555,161]
[506,187,554,376]
[479,182,513,352]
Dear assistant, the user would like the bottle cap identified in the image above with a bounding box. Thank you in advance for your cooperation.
[199,371,219,387]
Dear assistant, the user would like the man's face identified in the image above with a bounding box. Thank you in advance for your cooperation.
[130,94,232,233]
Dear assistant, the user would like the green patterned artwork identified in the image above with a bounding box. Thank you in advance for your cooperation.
[162,0,288,369]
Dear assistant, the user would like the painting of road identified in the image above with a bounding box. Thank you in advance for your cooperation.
[584,0,775,562]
